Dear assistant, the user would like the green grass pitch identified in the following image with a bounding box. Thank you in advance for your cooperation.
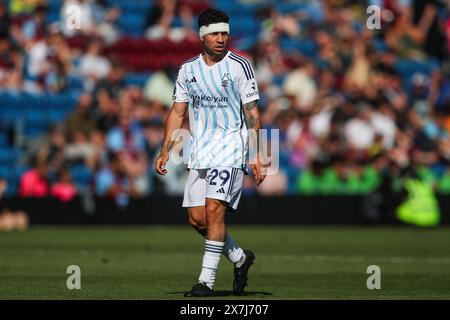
[1,226,450,299]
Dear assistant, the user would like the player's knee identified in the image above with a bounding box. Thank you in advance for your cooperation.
[205,201,225,224]
[188,215,206,230]
[205,202,219,216]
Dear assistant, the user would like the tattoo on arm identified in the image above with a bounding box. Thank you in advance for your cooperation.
[243,101,263,156]
[244,100,258,111]
[243,101,260,130]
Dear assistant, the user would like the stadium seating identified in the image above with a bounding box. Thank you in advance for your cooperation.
[124,72,152,87]
[0,134,8,147]
[69,164,93,190]
[1,0,447,199]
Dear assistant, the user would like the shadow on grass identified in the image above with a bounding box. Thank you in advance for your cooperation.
[167,290,272,297]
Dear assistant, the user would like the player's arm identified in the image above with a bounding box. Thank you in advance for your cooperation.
[155,102,188,175]
[242,100,266,185]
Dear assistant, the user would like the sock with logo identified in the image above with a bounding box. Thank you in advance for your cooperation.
[198,239,225,289]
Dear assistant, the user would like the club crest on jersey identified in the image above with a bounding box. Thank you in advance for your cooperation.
[222,73,230,87]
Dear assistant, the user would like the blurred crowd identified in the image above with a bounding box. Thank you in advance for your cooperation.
[0,0,449,208]
[254,0,450,196]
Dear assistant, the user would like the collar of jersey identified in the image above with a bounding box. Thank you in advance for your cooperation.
[199,50,231,69]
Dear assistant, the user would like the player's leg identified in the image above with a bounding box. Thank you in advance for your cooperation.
[218,168,255,295]
[200,195,255,296]
[202,167,255,295]
[205,198,227,241]
[184,167,254,296]
[184,201,227,297]
[183,169,222,296]
[187,206,247,266]
[192,198,227,293]
[187,200,250,296]
[187,206,207,237]
[183,167,244,254]
[183,169,215,296]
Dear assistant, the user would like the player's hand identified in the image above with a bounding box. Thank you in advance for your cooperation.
[251,155,267,186]
[155,153,169,175]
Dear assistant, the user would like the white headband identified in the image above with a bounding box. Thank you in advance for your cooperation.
[199,22,230,38]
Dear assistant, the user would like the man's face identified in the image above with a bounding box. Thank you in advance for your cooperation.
[202,31,229,57]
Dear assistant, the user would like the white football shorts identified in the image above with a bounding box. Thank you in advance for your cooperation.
[182,166,244,212]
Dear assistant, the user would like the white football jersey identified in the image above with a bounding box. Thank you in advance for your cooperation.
[172,50,260,170]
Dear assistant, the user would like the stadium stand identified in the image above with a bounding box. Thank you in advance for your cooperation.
[0,0,449,205]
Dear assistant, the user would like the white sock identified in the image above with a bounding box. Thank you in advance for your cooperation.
[223,233,246,267]
[198,240,224,289]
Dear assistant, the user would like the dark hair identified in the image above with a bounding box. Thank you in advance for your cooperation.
[198,8,229,29]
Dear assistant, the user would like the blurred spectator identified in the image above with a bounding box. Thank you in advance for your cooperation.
[89,59,124,133]
[92,59,125,100]
[344,105,376,151]
[0,0,448,200]
[21,4,47,41]
[19,155,49,197]
[51,166,77,202]
[44,53,69,93]
[255,38,290,85]
[9,0,43,16]
[23,26,72,92]
[283,61,317,112]
[95,152,147,207]
[63,93,103,168]
[384,4,432,60]
[0,178,29,231]
[65,92,96,143]
[21,124,66,180]
[370,103,397,149]
[145,0,200,42]
[343,39,372,91]
[26,29,51,78]
[106,106,149,194]
[143,66,175,109]
[145,0,176,40]
[143,118,165,160]
[78,39,111,87]
[0,43,23,91]
[178,1,198,40]
[46,125,67,173]
[107,106,145,153]
[412,0,447,61]
[93,88,119,133]
[96,6,121,45]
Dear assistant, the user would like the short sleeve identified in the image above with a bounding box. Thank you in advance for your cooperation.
[235,59,260,105]
[172,64,189,103]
